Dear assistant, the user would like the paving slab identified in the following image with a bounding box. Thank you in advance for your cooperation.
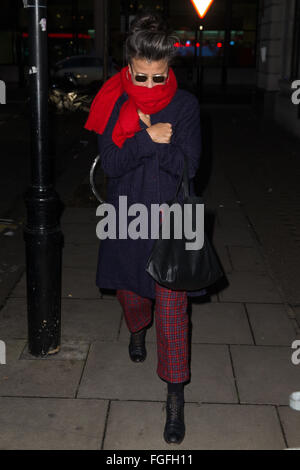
[10,268,100,299]
[0,339,84,398]
[213,225,255,247]
[219,109,300,306]
[20,340,90,361]
[216,207,250,229]
[60,207,98,224]
[187,344,238,403]
[1,338,25,361]
[294,306,300,330]
[0,298,27,339]
[0,397,108,450]
[246,303,296,345]
[0,225,25,306]
[206,185,237,204]
[7,272,26,297]
[190,302,254,344]
[62,243,98,269]
[218,271,282,303]
[61,298,122,341]
[103,401,285,450]
[77,341,237,403]
[0,267,25,307]
[228,246,267,272]
[61,267,100,299]
[277,406,300,450]
[0,298,122,342]
[205,198,240,210]
[61,223,99,245]
[213,244,232,273]
[231,345,300,405]
[78,340,165,401]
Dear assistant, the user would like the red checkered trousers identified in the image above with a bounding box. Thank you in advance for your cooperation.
[116,283,189,383]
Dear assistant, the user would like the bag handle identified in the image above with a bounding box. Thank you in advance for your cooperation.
[175,151,190,200]
[91,150,194,204]
[90,154,106,204]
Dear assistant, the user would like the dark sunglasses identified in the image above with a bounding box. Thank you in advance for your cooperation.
[129,64,169,83]
[134,74,168,83]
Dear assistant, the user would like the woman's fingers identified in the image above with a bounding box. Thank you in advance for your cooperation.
[146,122,173,143]
[161,123,172,143]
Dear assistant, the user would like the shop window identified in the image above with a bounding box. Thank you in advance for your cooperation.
[199,30,225,67]
[229,30,256,67]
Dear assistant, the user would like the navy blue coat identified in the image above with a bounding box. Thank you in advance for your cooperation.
[95,87,207,299]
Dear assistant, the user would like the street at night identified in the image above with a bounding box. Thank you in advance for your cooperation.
[0,0,300,453]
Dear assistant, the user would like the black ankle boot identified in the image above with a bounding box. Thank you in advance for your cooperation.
[163,392,185,444]
[129,327,147,362]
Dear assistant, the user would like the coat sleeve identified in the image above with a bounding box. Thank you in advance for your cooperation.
[155,95,202,179]
[97,98,157,178]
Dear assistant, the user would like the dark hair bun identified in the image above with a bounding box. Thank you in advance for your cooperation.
[126,11,179,64]
[129,12,168,34]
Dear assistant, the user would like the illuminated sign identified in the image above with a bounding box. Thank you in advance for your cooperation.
[191,0,214,18]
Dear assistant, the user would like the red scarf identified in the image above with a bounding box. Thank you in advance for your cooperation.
[84,65,177,148]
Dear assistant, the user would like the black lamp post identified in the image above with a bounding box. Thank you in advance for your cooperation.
[195,24,204,102]
[23,0,63,357]
[191,1,215,101]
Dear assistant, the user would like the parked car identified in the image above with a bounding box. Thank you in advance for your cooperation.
[51,55,120,86]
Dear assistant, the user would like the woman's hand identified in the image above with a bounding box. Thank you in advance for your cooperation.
[146,123,173,144]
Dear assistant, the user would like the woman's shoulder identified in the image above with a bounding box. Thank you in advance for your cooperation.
[172,88,200,109]
[112,92,128,112]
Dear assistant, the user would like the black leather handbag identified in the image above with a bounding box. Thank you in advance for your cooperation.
[145,153,224,291]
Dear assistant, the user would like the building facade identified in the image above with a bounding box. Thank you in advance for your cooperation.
[256,0,300,137]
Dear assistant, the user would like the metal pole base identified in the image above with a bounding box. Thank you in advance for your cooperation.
[23,187,63,357]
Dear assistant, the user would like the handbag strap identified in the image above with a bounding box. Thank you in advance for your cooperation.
[92,149,191,204]
[175,151,190,200]
[90,154,106,204]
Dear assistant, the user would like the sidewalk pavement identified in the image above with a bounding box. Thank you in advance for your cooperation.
[1,105,300,450]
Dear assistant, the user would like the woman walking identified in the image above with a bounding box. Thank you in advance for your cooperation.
[85,11,206,445]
